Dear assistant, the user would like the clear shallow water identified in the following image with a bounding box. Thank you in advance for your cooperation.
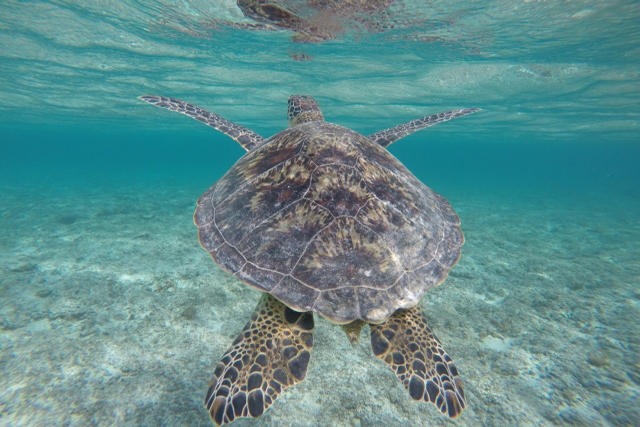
[1,1,639,425]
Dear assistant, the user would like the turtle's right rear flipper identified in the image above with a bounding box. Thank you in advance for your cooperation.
[204,294,314,425]
[370,306,466,418]
[138,95,264,151]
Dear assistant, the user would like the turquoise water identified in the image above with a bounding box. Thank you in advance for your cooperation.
[1,1,639,425]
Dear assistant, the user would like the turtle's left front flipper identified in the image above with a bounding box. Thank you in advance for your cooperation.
[368,108,479,148]
[204,294,314,425]
[370,306,465,418]
[139,95,264,151]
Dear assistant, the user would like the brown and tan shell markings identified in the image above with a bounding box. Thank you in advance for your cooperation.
[194,121,463,324]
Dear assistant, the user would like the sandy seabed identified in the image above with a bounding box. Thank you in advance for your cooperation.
[1,181,638,426]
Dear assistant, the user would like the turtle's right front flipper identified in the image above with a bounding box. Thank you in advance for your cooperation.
[139,95,264,151]
[368,108,479,148]
[370,306,465,418]
[204,294,314,425]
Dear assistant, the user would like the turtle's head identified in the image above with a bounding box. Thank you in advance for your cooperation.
[287,95,324,126]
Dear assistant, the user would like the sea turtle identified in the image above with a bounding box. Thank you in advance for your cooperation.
[139,94,478,425]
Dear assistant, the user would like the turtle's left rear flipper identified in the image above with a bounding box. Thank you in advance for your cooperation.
[370,306,465,418]
[204,294,314,425]
[368,108,479,148]
[138,95,264,151]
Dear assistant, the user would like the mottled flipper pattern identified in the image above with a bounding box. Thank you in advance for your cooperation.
[205,294,314,425]
[370,306,465,418]
[139,95,264,151]
[368,108,479,148]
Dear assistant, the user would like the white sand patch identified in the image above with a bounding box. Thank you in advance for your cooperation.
[481,335,513,352]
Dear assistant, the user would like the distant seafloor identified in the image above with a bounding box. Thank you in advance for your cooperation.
[1,0,640,425]
[1,129,638,425]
